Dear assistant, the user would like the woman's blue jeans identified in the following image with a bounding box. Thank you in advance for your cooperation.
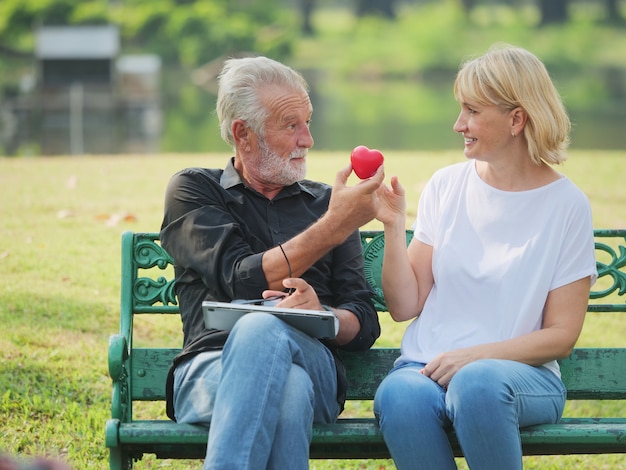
[373,359,566,470]
[173,312,340,470]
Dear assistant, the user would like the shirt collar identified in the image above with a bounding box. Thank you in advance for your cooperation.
[219,156,319,199]
[220,157,244,189]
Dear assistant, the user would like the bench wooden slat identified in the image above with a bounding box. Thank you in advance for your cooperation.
[129,348,177,401]
[560,348,626,399]
[129,347,626,401]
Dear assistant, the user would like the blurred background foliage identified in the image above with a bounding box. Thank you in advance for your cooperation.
[0,0,294,66]
[1,0,624,75]
[0,0,625,154]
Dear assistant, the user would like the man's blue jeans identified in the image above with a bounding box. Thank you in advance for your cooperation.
[173,312,340,470]
[373,359,567,470]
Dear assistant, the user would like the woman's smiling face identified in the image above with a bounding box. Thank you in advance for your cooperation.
[453,100,514,161]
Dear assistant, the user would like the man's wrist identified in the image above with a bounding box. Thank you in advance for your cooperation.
[315,213,352,246]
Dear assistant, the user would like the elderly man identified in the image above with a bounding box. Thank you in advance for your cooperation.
[160,56,384,469]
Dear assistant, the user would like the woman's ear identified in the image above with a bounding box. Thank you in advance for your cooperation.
[511,107,528,136]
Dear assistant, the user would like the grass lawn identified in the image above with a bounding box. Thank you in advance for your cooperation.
[1,151,625,469]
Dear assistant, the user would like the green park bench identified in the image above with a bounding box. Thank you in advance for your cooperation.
[106,229,626,469]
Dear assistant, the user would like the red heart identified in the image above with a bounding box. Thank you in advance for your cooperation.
[350,145,384,179]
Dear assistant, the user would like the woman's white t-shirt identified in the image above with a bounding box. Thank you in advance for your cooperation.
[398,160,597,377]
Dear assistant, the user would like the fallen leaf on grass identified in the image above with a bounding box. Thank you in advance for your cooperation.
[96,212,138,226]
[57,209,75,219]
[66,175,78,189]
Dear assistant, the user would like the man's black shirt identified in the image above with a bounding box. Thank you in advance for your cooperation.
[160,158,380,414]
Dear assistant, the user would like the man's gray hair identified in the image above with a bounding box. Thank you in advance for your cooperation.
[216,56,309,147]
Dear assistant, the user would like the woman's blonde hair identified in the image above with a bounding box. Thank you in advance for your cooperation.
[454,44,570,165]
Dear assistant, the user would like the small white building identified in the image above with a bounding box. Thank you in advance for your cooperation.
[36,25,120,88]
[6,24,163,155]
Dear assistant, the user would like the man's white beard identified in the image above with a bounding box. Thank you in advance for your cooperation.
[257,137,307,186]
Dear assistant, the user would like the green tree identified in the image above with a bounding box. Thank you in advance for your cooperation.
[0,0,295,67]
[112,0,295,67]
[0,0,110,58]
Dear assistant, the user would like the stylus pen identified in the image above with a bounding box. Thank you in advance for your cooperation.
[232,295,286,305]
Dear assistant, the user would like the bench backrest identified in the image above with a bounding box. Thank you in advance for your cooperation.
[117,230,626,410]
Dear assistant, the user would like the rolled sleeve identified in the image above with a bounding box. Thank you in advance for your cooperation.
[161,169,270,301]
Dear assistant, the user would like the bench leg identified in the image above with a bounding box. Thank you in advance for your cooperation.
[109,446,133,470]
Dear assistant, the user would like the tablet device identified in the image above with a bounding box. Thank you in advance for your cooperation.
[202,300,338,339]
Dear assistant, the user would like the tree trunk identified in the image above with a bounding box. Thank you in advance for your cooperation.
[605,0,624,24]
[355,0,396,19]
[301,0,315,36]
[539,0,569,25]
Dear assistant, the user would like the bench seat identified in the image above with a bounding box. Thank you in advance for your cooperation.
[107,417,626,460]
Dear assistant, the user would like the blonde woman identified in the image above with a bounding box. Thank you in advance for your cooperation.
[373,45,597,469]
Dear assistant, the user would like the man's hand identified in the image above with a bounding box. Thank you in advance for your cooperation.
[263,278,322,311]
[325,163,385,236]
[263,278,361,345]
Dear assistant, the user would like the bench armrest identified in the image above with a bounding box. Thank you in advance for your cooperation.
[108,334,128,380]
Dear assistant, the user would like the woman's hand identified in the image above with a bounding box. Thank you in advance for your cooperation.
[376,175,406,226]
[421,347,480,388]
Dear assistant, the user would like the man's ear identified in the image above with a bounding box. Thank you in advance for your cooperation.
[233,120,251,150]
